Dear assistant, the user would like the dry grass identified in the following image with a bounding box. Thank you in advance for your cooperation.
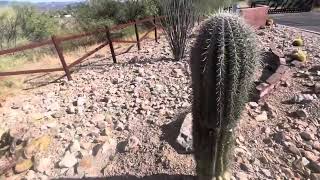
[0,30,157,98]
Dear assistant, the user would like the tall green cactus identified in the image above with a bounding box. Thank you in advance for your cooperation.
[191,12,259,180]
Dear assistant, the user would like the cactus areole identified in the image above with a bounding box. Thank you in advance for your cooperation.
[191,12,259,180]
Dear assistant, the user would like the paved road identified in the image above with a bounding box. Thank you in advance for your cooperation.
[270,12,320,33]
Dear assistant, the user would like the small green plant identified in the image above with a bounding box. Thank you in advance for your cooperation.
[292,49,307,62]
[292,37,304,46]
[190,12,259,180]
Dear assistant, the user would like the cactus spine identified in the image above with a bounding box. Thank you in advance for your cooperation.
[191,12,259,180]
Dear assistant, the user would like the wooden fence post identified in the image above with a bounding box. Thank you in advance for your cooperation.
[51,35,72,81]
[134,20,141,50]
[105,27,117,63]
[153,16,158,43]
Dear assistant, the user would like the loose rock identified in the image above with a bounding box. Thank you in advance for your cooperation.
[255,111,268,121]
[300,131,314,141]
[58,151,78,168]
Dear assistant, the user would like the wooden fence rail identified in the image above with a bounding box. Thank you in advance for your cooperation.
[0,16,165,80]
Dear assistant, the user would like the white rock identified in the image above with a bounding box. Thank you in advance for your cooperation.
[249,102,259,108]
[34,157,51,174]
[76,97,86,107]
[255,111,268,121]
[59,151,78,168]
[69,140,81,153]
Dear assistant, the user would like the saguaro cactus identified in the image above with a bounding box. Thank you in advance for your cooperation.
[191,12,259,180]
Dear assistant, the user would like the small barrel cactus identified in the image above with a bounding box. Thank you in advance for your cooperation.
[266,18,274,26]
[191,12,259,179]
[292,49,307,62]
[292,36,304,46]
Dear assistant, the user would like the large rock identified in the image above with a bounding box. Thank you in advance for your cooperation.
[176,113,193,152]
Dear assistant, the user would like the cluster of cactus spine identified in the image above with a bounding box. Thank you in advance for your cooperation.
[190,12,259,180]
[292,49,307,62]
[292,35,304,46]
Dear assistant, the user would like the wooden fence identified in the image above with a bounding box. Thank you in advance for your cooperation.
[0,16,165,81]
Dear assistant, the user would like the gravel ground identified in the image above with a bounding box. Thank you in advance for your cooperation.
[0,23,320,180]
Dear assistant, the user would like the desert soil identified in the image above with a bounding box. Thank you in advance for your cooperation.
[0,23,320,180]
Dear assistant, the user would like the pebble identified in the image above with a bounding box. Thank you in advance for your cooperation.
[300,131,314,141]
[295,109,309,118]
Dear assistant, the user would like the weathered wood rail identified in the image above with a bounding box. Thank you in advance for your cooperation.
[0,16,165,80]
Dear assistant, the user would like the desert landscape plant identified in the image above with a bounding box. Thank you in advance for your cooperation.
[190,12,259,180]
[159,0,196,61]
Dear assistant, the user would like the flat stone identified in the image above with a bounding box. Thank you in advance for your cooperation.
[300,131,314,141]
[309,161,320,173]
[248,102,259,108]
[255,111,268,121]
[176,113,193,152]
[58,151,78,168]
[295,109,309,118]
[304,151,318,162]
[315,83,320,94]
[285,142,301,155]
[312,141,320,151]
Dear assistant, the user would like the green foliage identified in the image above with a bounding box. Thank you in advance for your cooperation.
[71,0,159,32]
[23,12,57,41]
[190,12,259,179]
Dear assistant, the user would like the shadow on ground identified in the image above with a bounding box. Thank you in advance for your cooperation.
[53,174,195,180]
[161,108,192,154]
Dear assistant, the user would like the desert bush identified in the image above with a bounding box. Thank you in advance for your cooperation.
[190,12,259,179]
[159,0,196,61]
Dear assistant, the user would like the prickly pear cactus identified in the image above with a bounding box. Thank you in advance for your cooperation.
[190,12,259,180]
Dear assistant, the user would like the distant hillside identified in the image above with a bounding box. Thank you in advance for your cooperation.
[0,1,83,11]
